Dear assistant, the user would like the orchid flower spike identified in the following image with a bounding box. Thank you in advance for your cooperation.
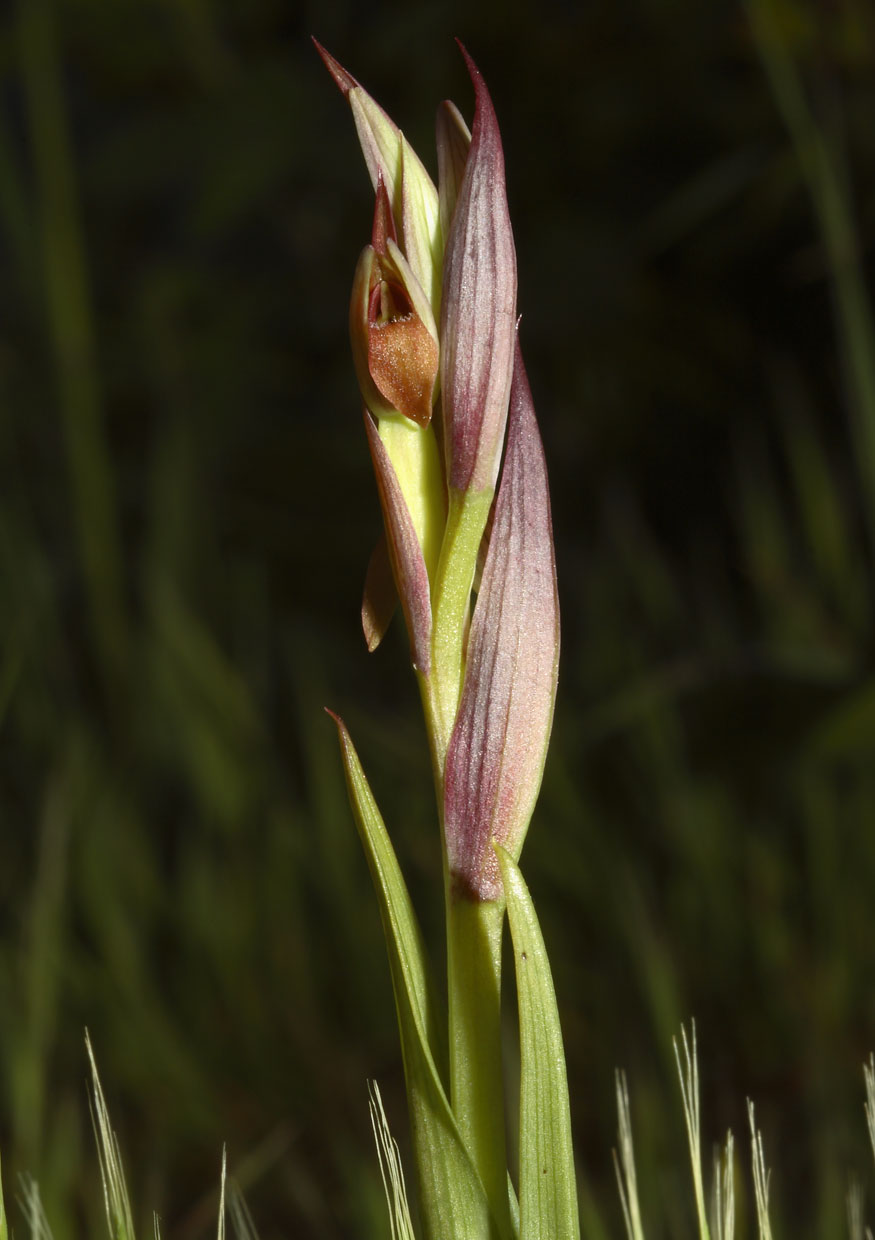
[321,43,578,1240]
[318,38,559,897]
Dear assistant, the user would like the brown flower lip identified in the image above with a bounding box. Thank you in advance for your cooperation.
[350,177,439,428]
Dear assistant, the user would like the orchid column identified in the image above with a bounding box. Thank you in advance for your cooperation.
[318,41,577,1240]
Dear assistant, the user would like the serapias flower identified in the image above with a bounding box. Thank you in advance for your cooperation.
[318,38,558,901]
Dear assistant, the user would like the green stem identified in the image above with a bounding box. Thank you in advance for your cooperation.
[428,486,493,768]
[421,482,509,1232]
[447,896,511,1239]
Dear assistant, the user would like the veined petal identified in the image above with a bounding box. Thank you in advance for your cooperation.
[400,136,442,317]
[436,99,471,246]
[440,47,517,495]
[443,340,559,901]
[364,411,433,676]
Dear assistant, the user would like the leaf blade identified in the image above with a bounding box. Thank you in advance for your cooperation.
[332,714,502,1240]
[497,847,579,1240]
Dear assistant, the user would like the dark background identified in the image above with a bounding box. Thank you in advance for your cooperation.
[2,0,875,1236]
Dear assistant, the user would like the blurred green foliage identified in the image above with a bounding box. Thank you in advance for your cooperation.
[1,0,875,1236]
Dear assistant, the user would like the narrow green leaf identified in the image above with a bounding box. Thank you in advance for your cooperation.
[497,847,580,1240]
[331,714,501,1240]
[87,1031,137,1240]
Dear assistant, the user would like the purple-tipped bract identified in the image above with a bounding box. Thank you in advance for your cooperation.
[443,339,560,900]
[440,46,517,496]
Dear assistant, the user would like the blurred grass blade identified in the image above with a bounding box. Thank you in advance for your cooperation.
[497,846,579,1240]
[673,1023,710,1240]
[710,1131,734,1240]
[331,714,500,1240]
[12,760,72,1173]
[369,1081,417,1240]
[847,1180,864,1240]
[747,1101,774,1240]
[217,1148,227,1240]
[18,0,127,697]
[749,0,875,550]
[0,1154,7,1240]
[864,1055,875,1164]
[86,1031,136,1240]
[227,1182,260,1240]
[612,1071,645,1240]
[809,679,875,760]
[18,1177,53,1240]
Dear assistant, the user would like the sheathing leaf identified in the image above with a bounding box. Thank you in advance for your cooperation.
[497,848,580,1240]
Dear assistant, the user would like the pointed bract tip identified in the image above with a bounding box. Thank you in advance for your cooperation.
[325,707,353,748]
[453,39,472,66]
[312,38,359,97]
[453,39,484,86]
[452,41,501,150]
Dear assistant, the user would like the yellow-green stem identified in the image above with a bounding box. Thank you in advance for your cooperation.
[428,486,493,768]
[447,896,511,1239]
[421,481,509,1233]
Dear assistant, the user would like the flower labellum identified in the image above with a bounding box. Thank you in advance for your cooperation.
[350,179,439,428]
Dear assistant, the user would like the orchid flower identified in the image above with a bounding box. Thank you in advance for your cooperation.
[317,40,577,1240]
